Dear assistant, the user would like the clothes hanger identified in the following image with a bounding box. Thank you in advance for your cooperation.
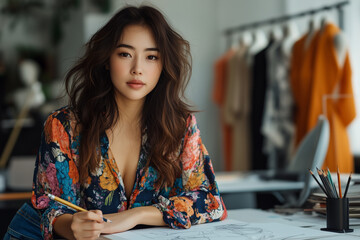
[282,20,299,40]
[248,26,268,55]
[304,12,318,50]
[269,23,283,42]
[281,20,299,55]
[239,30,252,47]
[226,33,237,51]
[320,7,331,32]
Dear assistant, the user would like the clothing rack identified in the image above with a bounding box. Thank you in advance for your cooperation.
[224,1,349,48]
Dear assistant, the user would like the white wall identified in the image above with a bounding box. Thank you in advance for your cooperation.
[345,1,360,155]
[216,0,287,56]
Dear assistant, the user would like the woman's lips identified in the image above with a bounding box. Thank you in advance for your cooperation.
[126,80,145,89]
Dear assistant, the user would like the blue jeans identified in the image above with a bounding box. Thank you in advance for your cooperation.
[3,202,42,240]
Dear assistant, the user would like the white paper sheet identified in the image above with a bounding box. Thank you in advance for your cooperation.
[101,219,339,240]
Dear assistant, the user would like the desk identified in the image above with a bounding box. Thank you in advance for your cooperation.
[215,171,315,209]
[216,171,308,193]
[0,192,31,201]
[228,208,360,239]
[104,209,360,240]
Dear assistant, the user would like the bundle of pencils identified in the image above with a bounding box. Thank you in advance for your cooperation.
[309,168,352,199]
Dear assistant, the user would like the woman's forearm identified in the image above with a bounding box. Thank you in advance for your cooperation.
[103,206,166,234]
[53,214,75,240]
[137,206,166,226]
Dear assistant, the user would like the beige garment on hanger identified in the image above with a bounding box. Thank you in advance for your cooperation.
[224,44,251,171]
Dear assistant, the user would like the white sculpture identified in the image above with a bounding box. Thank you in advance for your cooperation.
[0,59,45,169]
[14,59,45,110]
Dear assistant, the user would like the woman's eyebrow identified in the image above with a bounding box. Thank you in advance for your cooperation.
[116,43,159,52]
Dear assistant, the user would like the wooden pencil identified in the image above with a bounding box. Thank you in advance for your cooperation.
[317,169,333,198]
[309,169,328,197]
[46,193,111,223]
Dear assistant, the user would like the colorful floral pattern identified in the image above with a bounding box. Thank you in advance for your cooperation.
[32,107,227,239]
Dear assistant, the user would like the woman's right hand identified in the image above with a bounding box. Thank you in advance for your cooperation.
[71,210,105,240]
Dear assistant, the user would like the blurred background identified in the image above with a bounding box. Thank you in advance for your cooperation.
[1,0,360,184]
[1,0,360,234]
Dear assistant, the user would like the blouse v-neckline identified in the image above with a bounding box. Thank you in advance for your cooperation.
[107,145,136,202]
[103,132,147,207]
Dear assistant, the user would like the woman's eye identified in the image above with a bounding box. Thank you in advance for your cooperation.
[147,55,158,60]
[118,52,131,58]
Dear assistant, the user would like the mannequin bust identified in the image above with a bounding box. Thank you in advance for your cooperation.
[14,59,45,110]
[333,31,347,67]
[19,60,39,87]
[320,16,347,68]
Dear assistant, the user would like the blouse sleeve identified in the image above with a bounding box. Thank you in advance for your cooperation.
[31,110,80,240]
[153,114,227,229]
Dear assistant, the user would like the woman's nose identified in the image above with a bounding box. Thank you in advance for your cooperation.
[131,58,143,75]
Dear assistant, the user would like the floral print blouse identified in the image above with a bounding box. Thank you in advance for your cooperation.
[31,107,227,239]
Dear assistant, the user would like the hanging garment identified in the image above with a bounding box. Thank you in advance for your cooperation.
[224,43,251,171]
[213,49,236,171]
[228,31,268,171]
[290,31,320,146]
[250,41,274,170]
[308,23,356,172]
[262,36,296,170]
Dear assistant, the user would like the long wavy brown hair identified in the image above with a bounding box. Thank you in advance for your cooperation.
[65,5,193,188]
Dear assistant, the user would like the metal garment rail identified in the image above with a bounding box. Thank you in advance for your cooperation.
[224,1,349,48]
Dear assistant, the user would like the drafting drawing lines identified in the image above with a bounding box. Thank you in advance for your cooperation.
[214,223,274,239]
[135,223,275,240]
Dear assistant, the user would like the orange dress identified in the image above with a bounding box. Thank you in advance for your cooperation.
[290,32,320,146]
[308,23,356,172]
[213,49,236,171]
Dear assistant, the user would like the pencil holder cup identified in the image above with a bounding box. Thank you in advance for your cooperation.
[321,198,353,233]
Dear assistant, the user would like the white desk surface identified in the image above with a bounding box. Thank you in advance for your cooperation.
[228,208,360,239]
[103,208,360,239]
[101,171,360,239]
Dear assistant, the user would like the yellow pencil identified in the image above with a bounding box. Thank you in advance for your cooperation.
[46,192,111,223]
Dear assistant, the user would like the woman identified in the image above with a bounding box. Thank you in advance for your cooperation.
[5,5,227,240]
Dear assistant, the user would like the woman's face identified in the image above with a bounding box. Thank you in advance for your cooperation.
[109,24,163,104]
